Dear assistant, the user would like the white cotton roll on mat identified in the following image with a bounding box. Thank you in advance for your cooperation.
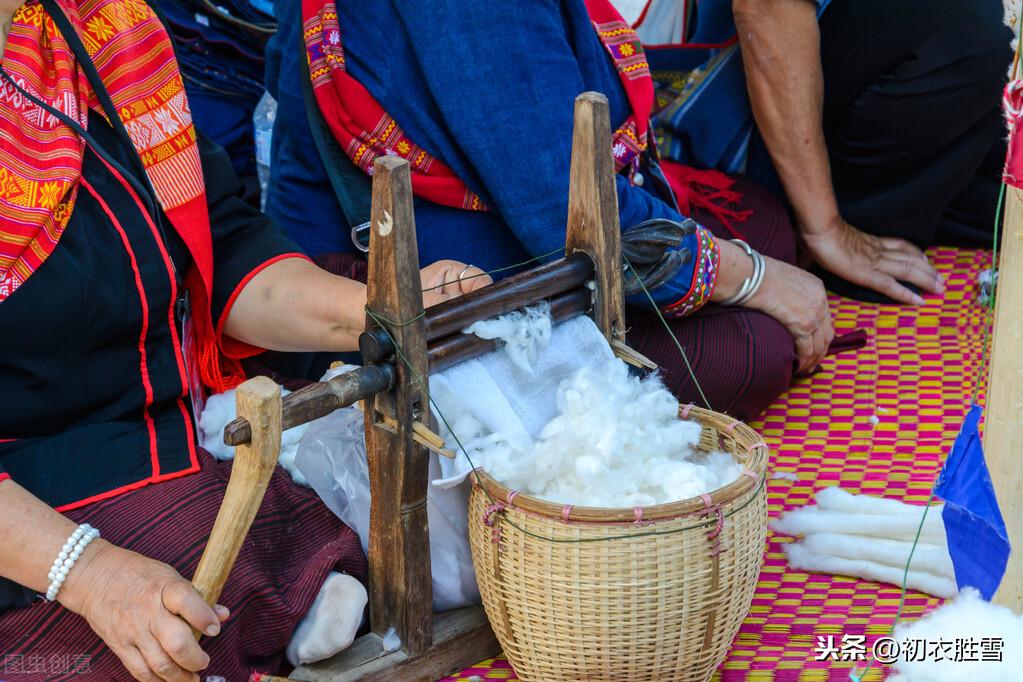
[799,533,954,580]
[772,506,946,545]
[782,543,958,599]
[814,485,935,517]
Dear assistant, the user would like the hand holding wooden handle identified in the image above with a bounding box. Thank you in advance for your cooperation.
[192,376,282,637]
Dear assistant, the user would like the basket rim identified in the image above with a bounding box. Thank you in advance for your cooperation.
[471,406,768,524]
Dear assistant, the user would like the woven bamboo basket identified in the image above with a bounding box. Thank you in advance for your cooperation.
[468,405,769,682]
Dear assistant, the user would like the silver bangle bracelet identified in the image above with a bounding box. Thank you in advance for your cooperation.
[720,239,766,307]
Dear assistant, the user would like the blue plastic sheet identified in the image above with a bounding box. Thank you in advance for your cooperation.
[934,405,1011,600]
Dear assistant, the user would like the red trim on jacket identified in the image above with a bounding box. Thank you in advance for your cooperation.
[215,252,311,359]
[0,473,10,484]
[176,397,201,471]
[81,177,161,477]
[92,153,191,398]
[53,461,202,513]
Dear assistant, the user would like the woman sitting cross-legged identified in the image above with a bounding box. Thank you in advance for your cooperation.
[0,0,487,679]
[265,0,838,421]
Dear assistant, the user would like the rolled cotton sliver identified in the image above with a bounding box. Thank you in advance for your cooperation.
[783,542,957,599]
[800,533,955,580]
[814,486,936,517]
[771,507,946,544]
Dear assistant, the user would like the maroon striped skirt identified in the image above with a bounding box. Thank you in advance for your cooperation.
[626,175,799,421]
[0,450,367,681]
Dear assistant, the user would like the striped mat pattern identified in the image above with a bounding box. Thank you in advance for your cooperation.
[440,247,992,681]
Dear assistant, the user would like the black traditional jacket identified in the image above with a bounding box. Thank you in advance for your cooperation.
[0,111,302,511]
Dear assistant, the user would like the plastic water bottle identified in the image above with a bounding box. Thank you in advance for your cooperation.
[253,91,277,211]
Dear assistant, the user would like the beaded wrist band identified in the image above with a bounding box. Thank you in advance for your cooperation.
[719,239,766,307]
[45,524,100,602]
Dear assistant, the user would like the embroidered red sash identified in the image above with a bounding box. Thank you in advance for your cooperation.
[1,0,238,391]
[300,0,654,211]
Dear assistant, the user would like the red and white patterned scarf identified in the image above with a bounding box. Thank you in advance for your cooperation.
[0,0,241,391]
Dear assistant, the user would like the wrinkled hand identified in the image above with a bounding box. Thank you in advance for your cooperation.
[746,256,835,374]
[60,541,229,682]
[801,218,943,305]
[420,260,493,308]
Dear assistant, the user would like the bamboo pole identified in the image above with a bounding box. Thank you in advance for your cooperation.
[984,185,1023,613]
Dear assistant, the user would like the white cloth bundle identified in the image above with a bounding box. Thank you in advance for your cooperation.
[773,487,957,599]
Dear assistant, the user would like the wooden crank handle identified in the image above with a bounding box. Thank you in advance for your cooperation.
[223,364,395,446]
[192,376,282,637]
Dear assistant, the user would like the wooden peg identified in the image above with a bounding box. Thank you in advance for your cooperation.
[192,376,282,634]
[364,156,434,654]
[611,339,658,370]
[565,91,627,345]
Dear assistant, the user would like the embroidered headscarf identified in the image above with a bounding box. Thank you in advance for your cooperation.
[300,0,655,211]
[0,0,239,391]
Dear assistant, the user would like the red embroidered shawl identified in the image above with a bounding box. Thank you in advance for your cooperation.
[0,0,238,391]
[300,0,655,211]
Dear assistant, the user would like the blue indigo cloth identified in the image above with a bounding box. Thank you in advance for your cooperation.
[266,0,702,309]
[934,405,1011,600]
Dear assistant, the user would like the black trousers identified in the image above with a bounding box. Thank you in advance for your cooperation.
[749,0,1012,255]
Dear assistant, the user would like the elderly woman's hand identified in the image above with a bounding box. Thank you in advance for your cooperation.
[746,256,835,375]
[60,540,228,682]
[801,218,943,305]
[420,260,493,307]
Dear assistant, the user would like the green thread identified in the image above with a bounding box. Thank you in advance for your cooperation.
[623,255,713,410]
[419,247,565,294]
[849,126,1008,682]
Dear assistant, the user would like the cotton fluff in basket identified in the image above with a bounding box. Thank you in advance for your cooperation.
[430,304,741,508]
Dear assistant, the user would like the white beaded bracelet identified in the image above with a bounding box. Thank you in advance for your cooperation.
[45,524,100,602]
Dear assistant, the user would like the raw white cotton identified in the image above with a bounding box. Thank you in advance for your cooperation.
[978,268,998,306]
[198,365,355,487]
[771,471,800,481]
[381,627,401,653]
[869,414,881,426]
[888,588,1023,681]
[440,356,740,507]
[464,302,552,372]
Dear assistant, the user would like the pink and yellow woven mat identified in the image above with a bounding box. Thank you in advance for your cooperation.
[440,247,993,682]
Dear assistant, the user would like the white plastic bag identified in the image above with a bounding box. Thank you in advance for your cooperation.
[295,406,480,611]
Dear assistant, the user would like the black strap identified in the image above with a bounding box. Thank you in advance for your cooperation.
[297,24,373,236]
